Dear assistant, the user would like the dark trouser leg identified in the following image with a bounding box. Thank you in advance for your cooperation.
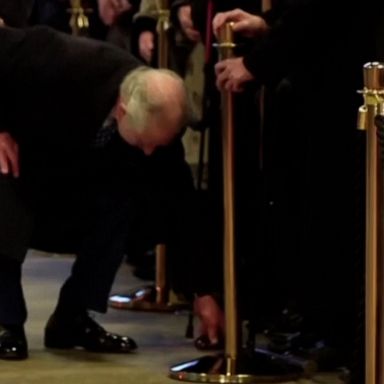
[0,260,26,326]
[0,175,33,325]
[54,193,140,317]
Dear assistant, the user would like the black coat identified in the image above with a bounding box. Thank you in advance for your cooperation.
[0,26,140,164]
[0,26,141,249]
[239,0,382,328]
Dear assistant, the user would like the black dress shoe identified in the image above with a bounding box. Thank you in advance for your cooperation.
[44,313,137,353]
[0,325,28,360]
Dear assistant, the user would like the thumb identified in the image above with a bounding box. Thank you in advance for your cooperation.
[206,325,219,344]
[232,19,251,33]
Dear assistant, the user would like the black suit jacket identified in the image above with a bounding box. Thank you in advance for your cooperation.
[0,26,142,250]
[0,26,140,163]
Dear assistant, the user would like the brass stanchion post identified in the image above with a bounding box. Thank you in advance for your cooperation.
[68,0,92,36]
[168,22,314,383]
[357,62,384,384]
[108,0,187,313]
[156,0,170,69]
[218,22,238,374]
[155,243,167,305]
[151,0,172,309]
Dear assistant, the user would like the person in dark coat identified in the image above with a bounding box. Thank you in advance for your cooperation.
[213,0,382,372]
[0,25,191,360]
[171,0,268,349]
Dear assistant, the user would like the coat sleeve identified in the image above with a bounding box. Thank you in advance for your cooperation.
[0,26,142,140]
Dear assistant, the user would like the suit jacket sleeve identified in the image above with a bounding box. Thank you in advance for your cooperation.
[0,26,141,143]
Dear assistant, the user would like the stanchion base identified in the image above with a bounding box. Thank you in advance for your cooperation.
[169,349,316,383]
[109,285,190,313]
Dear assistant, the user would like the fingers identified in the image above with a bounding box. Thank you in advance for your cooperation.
[212,13,228,37]
[0,135,19,177]
[215,58,252,92]
[212,8,247,36]
[205,324,219,344]
[109,0,120,9]
[8,141,19,178]
[197,309,220,344]
[194,295,225,344]
[215,60,231,91]
[231,19,250,33]
[216,68,230,90]
[0,148,9,175]
[184,28,200,42]
[117,0,131,12]
[215,60,229,80]
[109,0,130,12]
[98,0,131,25]
[178,5,200,42]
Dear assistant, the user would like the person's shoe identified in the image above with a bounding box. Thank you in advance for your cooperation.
[0,325,28,360]
[44,313,137,353]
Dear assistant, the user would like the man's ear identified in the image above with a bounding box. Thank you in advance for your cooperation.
[114,97,128,122]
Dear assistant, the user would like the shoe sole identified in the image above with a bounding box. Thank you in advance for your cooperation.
[45,335,137,353]
[0,352,28,360]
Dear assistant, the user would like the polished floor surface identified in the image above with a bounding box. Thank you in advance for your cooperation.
[0,251,343,384]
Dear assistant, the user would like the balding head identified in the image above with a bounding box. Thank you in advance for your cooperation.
[116,67,190,155]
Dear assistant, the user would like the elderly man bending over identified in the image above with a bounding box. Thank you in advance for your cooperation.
[0,25,222,360]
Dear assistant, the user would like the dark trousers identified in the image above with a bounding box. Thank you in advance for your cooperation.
[0,139,211,325]
[0,172,140,325]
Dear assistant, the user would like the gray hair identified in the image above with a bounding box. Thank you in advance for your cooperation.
[119,66,190,133]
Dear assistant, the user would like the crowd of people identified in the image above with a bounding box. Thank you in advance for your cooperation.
[0,1,383,382]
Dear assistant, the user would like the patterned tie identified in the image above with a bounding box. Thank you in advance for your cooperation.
[92,116,117,148]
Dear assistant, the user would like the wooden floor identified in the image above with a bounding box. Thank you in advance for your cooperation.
[0,251,343,384]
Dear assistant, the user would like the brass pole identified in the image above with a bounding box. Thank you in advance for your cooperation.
[261,0,272,12]
[168,20,313,384]
[357,62,384,384]
[154,0,170,305]
[155,243,167,304]
[217,23,238,374]
[156,0,170,69]
[68,0,91,36]
[108,0,188,312]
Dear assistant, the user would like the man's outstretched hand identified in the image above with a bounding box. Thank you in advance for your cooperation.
[194,294,225,345]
